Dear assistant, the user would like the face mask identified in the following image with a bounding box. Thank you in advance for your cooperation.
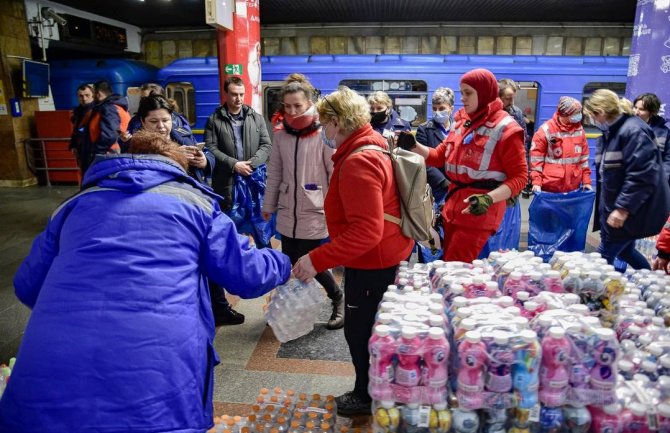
[433,109,451,125]
[320,123,338,149]
[568,113,583,124]
[370,110,388,126]
[284,105,317,130]
[592,118,609,132]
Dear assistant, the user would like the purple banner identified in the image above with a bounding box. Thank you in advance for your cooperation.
[626,0,670,119]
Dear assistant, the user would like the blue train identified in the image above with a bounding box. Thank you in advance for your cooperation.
[50,54,629,179]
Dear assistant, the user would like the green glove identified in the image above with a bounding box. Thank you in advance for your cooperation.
[467,194,493,215]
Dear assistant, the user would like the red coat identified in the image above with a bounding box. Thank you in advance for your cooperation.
[657,216,670,260]
[530,113,591,192]
[426,98,527,231]
[309,124,413,272]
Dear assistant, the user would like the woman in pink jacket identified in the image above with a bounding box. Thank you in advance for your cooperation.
[262,74,344,329]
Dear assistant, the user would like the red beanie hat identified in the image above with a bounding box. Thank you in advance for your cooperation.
[460,68,499,113]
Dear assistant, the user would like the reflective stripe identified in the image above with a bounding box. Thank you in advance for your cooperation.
[544,156,583,165]
[595,154,602,163]
[603,151,623,162]
[581,162,589,168]
[531,167,543,172]
[580,155,589,161]
[146,182,214,214]
[530,156,545,162]
[478,116,514,170]
[52,187,117,218]
[445,163,507,181]
[553,130,584,138]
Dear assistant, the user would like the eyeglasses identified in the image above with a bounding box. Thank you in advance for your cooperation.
[322,95,341,118]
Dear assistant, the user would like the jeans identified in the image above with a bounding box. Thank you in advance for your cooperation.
[598,236,651,271]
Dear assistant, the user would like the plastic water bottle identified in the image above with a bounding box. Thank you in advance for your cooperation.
[422,327,450,403]
[504,272,525,298]
[486,331,514,393]
[513,329,540,409]
[589,328,619,391]
[395,326,422,387]
[369,324,396,400]
[374,400,400,433]
[539,406,564,433]
[456,330,487,409]
[542,270,564,293]
[451,409,479,433]
[265,280,323,342]
[590,405,624,433]
[401,403,425,433]
[624,402,650,433]
[562,406,591,433]
[658,403,670,433]
[539,327,570,407]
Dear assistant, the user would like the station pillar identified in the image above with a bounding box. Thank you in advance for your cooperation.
[626,0,670,115]
[215,0,262,113]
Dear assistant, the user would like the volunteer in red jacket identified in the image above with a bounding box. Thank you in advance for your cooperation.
[293,86,413,416]
[654,217,670,274]
[530,96,592,193]
[402,68,528,262]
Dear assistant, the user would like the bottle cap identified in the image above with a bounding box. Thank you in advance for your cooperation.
[660,356,670,369]
[429,327,445,339]
[568,269,581,277]
[638,334,653,347]
[504,306,521,316]
[473,274,487,284]
[486,281,499,291]
[628,325,643,335]
[629,402,647,417]
[374,324,391,337]
[633,373,651,384]
[306,422,315,429]
[581,316,600,327]
[549,327,565,339]
[513,317,530,327]
[530,272,542,281]
[563,293,580,305]
[509,271,522,280]
[516,291,530,301]
[497,296,514,307]
[520,329,537,343]
[456,307,472,319]
[377,312,393,324]
[642,360,657,373]
[659,403,670,418]
[588,271,601,280]
[387,284,398,292]
[603,404,619,415]
[452,297,467,308]
[659,375,670,389]
[493,331,509,345]
[465,330,481,343]
[653,317,665,327]
[429,314,445,327]
[242,428,250,433]
[433,402,447,411]
[401,326,418,339]
[618,359,634,372]
[547,270,561,278]
[568,304,589,315]
[260,387,270,394]
[460,318,477,331]
[594,327,616,341]
[524,301,539,312]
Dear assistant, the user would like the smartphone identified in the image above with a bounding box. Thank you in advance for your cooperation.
[196,142,206,151]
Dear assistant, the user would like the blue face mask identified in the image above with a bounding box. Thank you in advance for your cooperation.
[320,123,337,149]
[592,118,609,132]
[569,113,583,124]
[433,109,452,125]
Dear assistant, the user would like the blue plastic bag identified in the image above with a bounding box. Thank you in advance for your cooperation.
[528,189,595,261]
[479,200,522,258]
[229,164,275,248]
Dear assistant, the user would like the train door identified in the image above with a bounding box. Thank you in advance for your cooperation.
[338,79,428,128]
[515,81,540,139]
[262,81,284,140]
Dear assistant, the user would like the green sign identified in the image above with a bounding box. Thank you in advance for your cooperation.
[225,64,243,75]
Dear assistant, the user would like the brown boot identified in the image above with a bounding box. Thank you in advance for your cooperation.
[326,295,344,330]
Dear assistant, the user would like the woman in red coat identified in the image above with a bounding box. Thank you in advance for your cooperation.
[404,68,528,262]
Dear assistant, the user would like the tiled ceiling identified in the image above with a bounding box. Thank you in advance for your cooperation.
[52,0,637,28]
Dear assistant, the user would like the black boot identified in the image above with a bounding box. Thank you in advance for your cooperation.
[326,294,344,330]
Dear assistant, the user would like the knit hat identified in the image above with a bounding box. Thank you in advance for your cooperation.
[460,68,499,113]
[557,96,582,116]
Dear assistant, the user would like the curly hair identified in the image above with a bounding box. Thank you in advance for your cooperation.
[128,130,188,171]
[316,86,371,133]
[366,91,393,108]
[432,87,455,107]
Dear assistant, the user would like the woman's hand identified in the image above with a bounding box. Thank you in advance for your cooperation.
[262,211,273,221]
[181,147,207,168]
[582,184,593,191]
[532,185,541,193]
[606,208,629,228]
[293,254,317,282]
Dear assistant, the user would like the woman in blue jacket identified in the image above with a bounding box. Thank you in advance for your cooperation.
[0,131,291,433]
[585,89,670,270]
[367,91,411,138]
[634,92,670,185]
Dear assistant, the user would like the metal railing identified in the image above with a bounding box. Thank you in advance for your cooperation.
[24,138,80,187]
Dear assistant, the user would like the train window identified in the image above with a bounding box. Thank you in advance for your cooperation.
[166,82,196,126]
[339,79,428,127]
[515,81,540,136]
[263,85,283,121]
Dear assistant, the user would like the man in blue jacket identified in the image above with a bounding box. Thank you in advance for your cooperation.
[0,131,291,433]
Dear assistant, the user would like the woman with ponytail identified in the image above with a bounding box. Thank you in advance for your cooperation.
[262,73,344,330]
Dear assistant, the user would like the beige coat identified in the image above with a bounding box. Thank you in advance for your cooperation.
[262,124,334,239]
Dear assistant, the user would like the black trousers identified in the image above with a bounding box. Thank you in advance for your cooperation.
[281,236,342,301]
[343,265,398,400]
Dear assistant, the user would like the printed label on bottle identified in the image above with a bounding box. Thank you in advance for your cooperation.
[418,405,431,428]
[457,380,482,393]
[396,367,419,386]
[549,379,568,388]
[529,404,541,423]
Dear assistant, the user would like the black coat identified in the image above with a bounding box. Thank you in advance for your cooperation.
[594,114,670,241]
[416,119,449,203]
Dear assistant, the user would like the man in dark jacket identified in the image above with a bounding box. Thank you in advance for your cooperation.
[69,83,94,167]
[78,81,130,175]
[205,77,272,325]
[205,76,272,211]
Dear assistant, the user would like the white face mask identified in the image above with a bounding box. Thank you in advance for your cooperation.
[320,122,338,149]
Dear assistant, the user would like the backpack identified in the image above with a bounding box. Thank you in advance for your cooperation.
[351,142,435,243]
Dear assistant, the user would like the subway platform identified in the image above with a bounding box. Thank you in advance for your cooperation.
[0,185,600,426]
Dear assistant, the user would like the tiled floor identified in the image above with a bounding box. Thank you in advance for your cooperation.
[0,184,601,427]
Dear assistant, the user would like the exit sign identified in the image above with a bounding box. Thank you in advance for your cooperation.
[224,64,243,75]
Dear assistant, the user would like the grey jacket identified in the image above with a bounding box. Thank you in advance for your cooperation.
[205,104,272,205]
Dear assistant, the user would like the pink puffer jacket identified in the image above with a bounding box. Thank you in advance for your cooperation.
[262,117,334,240]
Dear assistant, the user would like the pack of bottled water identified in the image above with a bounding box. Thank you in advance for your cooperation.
[265,279,323,343]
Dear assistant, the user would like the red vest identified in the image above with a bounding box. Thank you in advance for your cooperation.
[530,114,591,192]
